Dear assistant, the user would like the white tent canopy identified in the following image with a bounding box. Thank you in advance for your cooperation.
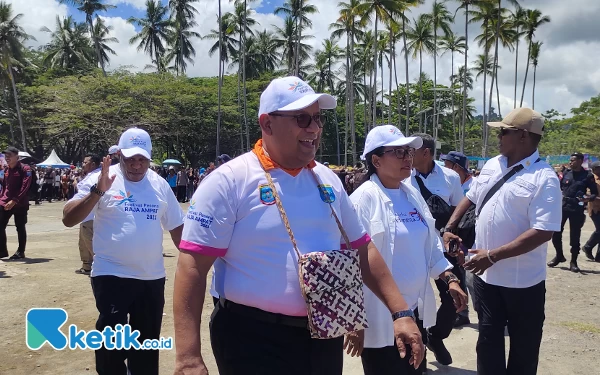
[37,149,70,168]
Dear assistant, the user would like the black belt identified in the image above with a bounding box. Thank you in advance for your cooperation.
[218,298,308,329]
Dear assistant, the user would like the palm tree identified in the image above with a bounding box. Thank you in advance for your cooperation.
[356,31,375,132]
[510,6,527,109]
[229,1,258,150]
[406,14,435,132]
[423,1,453,135]
[330,0,364,165]
[217,1,223,157]
[274,0,318,77]
[356,0,403,130]
[472,53,496,80]
[470,0,496,156]
[91,16,118,70]
[41,16,95,70]
[398,0,424,134]
[274,16,312,75]
[168,0,200,75]
[384,17,401,125]
[0,1,34,151]
[530,40,542,110]
[440,32,466,149]
[58,0,115,77]
[128,0,172,72]
[254,30,282,74]
[520,9,550,107]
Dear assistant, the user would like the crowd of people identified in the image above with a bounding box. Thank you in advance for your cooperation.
[0,76,598,375]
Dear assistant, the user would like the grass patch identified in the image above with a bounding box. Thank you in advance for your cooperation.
[558,321,600,334]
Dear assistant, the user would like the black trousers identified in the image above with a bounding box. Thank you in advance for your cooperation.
[584,212,600,251]
[91,276,165,375]
[475,275,545,375]
[428,254,464,340]
[552,209,586,256]
[210,301,344,375]
[361,310,427,375]
[176,186,187,202]
[41,183,53,201]
[0,208,27,255]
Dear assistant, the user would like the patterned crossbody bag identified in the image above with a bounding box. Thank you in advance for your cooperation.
[263,168,369,339]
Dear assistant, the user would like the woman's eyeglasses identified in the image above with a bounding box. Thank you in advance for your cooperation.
[382,147,415,160]
[269,113,326,128]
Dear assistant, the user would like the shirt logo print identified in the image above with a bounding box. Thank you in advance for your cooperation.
[113,190,136,206]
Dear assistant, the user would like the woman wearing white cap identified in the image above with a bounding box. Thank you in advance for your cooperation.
[346,125,467,374]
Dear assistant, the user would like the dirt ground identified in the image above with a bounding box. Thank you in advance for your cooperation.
[1,202,599,375]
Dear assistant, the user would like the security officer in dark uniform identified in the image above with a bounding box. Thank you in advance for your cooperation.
[549,152,598,272]
[0,147,33,260]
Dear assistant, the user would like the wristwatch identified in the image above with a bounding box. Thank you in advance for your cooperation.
[392,309,416,322]
[444,273,460,286]
[91,184,105,197]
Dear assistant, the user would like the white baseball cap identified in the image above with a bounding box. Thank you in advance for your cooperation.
[258,76,337,117]
[108,145,119,155]
[361,125,423,160]
[118,128,152,160]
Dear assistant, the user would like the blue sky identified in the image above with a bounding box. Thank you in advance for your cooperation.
[67,0,284,24]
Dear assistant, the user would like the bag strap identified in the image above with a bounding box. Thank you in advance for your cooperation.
[263,170,302,259]
[415,175,433,200]
[477,158,541,216]
[308,169,353,250]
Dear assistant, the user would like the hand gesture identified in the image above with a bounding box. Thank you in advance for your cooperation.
[442,231,462,254]
[97,155,116,193]
[463,249,494,276]
[393,317,425,369]
[448,283,468,313]
[4,200,16,211]
[173,358,209,375]
[343,329,364,357]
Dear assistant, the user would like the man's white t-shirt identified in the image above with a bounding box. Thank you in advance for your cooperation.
[69,167,101,223]
[181,152,369,316]
[386,188,429,311]
[73,166,184,280]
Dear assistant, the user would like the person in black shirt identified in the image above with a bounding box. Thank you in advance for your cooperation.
[548,152,598,272]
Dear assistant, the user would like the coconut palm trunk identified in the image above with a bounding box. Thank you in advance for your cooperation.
[372,12,378,129]
[451,50,457,149]
[350,34,356,165]
[403,18,410,134]
[514,36,519,108]
[295,4,302,76]
[243,0,249,150]
[8,62,26,151]
[418,49,423,132]
[345,33,350,166]
[520,40,532,107]
[216,0,223,157]
[532,63,537,109]
[461,3,469,153]
[433,25,438,136]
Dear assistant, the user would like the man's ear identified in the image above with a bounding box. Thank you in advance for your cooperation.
[259,114,273,136]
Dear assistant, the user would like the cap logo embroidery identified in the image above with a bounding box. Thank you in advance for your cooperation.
[129,135,147,147]
[288,81,311,94]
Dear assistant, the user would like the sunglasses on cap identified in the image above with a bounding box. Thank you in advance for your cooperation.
[269,113,326,128]
[381,147,415,160]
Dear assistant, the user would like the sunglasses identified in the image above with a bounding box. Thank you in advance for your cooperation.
[381,147,415,160]
[499,127,524,136]
[269,113,326,128]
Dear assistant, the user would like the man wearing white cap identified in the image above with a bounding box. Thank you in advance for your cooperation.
[63,127,185,375]
[173,77,424,375]
[442,108,561,375]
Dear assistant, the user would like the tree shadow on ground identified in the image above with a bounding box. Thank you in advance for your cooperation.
[0,270,10,278]
[427,365,477,374]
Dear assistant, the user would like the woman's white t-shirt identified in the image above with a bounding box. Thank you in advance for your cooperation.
[385,188,429,311]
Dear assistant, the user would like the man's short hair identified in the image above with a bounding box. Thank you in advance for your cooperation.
[571,152,584,161]
[85,153,102,166]
[411,133,435,155]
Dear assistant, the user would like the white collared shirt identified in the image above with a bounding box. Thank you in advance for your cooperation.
[410,162,464,206]
[466,150,562,288]
[350,175,452,348]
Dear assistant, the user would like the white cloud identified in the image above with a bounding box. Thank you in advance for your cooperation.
[7,0,68,47]
[100,16,152,71]
[106,0,147,11]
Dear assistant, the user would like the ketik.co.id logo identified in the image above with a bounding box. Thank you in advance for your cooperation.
[26,308,172,350]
